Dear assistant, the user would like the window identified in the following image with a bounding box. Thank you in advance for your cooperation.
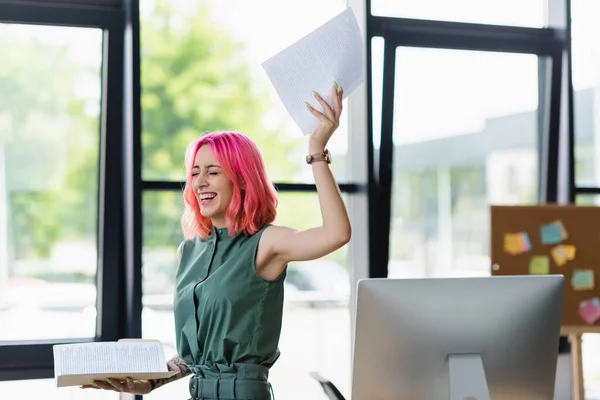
[0,23,103,341]
[141,191,188,399]
[370,0,546,28]
[271,193,351,399]
[387,48,539,279]
[371,36,384,173]
[572,0,600,189]
[576,195,600,206]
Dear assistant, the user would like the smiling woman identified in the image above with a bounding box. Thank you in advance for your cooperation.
[182,131,277,238]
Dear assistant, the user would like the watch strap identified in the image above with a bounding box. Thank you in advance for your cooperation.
[306,149,331,164]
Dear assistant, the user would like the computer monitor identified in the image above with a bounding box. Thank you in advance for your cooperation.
[352,275,564,400]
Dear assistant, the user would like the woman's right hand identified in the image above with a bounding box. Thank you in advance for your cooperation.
[80,377,153,395]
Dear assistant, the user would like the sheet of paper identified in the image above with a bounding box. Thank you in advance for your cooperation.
[571,269,594,291]
[53,341,168,377]
[529,255,550,275]
[262,7,365,135]
[539,220,568,245]
[503,232,531,255]
[579,297,600,325]
[550,244,576,267]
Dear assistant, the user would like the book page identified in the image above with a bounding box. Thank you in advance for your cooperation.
[262,7,365,135]
[53,341,168,376]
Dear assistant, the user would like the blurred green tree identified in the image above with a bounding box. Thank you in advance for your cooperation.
[0,25,100,259]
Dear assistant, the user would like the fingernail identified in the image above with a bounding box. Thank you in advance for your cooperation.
[312,90,320,98]
[106,378,112,384]
[90,381,98,386]
[305,101,311,108]
[333,81,339,90]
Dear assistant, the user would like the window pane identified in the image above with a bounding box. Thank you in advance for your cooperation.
[371,36,384,174]
[141,191,351,399]
[271,193,350,400]
[140,0,350,183]
[576,195,600,206]
[141,191,187,399]
[0,24,102,340]
[389,48,539,279]
[572,0,600,187]
[371,0,546,28]
[0,379,118,399]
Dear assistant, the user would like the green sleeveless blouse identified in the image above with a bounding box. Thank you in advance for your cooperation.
[173,225,285,400]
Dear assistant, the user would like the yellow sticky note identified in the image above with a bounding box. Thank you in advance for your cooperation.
[551,244,576,267]
[529,256,550,275]
[564,245,576,259]
[504,232,531,255]
[572,269,594,291]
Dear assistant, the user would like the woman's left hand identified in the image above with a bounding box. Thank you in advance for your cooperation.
[306,82,343,153]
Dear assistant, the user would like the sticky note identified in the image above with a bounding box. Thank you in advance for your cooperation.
[529,256,550,275]
[551,244,576,267]
[504,232,531,255]
[571,269,594,291]
[564,245,576,259]
[540,220,568,245]
[579,298,600,325]
[579,297,600,309]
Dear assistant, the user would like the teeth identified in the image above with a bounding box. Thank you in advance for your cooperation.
[200,193,216,200]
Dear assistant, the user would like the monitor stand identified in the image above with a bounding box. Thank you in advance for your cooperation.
[448,354,491,400]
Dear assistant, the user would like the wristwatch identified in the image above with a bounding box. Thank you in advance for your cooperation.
[306,149,331,165]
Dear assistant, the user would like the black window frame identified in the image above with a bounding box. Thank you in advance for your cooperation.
[0,0,126,380]
[365,0,570,278]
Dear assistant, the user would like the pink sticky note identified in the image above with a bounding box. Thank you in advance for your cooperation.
[579,301,600,325]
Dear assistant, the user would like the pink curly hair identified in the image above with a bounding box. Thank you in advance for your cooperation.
[181,131,278,239]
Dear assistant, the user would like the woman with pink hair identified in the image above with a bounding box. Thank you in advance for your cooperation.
[84,83,350,399]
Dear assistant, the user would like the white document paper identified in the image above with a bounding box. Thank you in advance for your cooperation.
[53,340,176,387]
[262,7,365,135]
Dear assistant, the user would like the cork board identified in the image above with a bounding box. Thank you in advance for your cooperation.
[490,205,600,334]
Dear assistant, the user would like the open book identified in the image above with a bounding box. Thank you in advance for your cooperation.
[53,339,177,388]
